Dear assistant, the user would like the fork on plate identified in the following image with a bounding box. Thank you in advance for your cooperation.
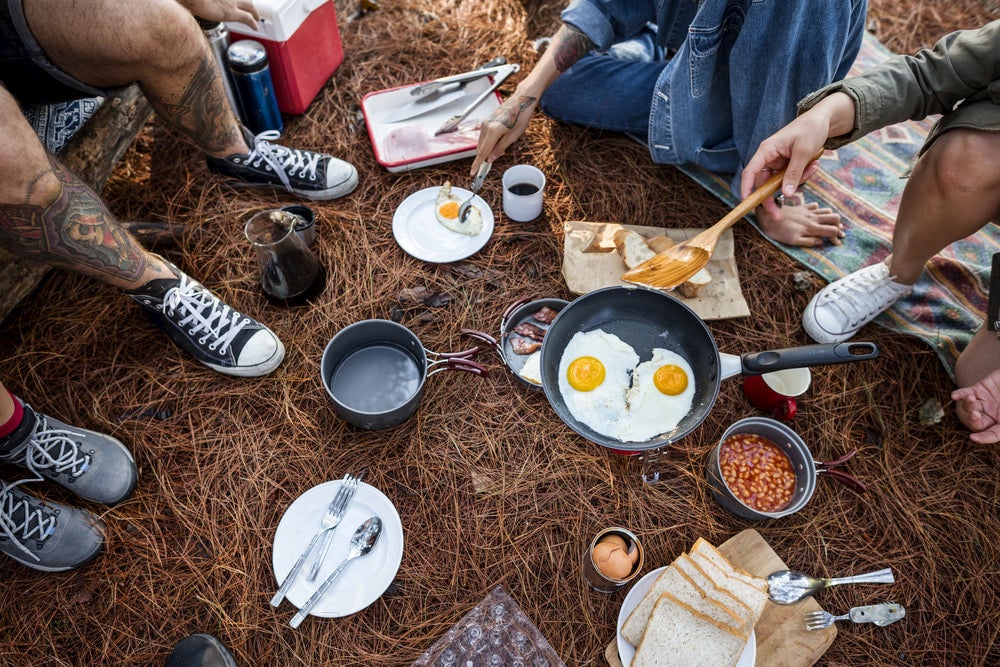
[306,471,363,581]
[804,603,906,631]
[270,472,362,607]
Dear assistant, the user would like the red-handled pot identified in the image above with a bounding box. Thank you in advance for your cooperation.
[321,319,487,430]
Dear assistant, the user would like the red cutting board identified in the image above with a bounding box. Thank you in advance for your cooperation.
[606,529,836,666]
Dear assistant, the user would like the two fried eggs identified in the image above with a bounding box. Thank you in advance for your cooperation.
[557,329,695,442]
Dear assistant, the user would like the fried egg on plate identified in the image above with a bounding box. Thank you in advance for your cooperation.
[558,330,638,437]
[435,181,483,236]
[619,348,695,442]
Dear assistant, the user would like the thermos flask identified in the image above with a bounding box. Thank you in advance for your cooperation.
[226,39,284,135]
[196,18,242,121]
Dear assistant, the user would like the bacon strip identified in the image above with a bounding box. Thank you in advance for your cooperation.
[509,337,542,355]
[532,306,559,324]
[513,322,546,341]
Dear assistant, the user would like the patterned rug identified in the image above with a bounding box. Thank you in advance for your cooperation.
[678,31,1000,380]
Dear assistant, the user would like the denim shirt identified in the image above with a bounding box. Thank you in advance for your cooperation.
[562,0,867,182]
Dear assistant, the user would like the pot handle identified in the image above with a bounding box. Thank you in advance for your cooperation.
[428,358,489,377]
[427,345,481,360]
[460,328,504,357]
[740,342,880,376]
[500,295,533,328]
[818,467,868,494]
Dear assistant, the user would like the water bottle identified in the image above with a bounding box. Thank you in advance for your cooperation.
[226,39,283,135]
[196,18,242,122]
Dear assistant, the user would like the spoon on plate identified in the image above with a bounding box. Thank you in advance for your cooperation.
[289,516,383,628]
[458,161,492,224]
[767,567,895,605]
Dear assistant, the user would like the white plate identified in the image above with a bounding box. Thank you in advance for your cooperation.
[392,186,495,263]
[616,566,756,667]
[272,481,403,618]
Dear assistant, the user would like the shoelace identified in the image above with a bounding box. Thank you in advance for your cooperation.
[10,416,91,479]
[247,130,322,191]
[161,274,249,355]
[824,269,908,326]
[0,478,55,561]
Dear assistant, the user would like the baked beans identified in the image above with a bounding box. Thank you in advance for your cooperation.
[719,432,796,513]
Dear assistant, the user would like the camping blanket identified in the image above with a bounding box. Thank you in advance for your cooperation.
[678,31,1000,379]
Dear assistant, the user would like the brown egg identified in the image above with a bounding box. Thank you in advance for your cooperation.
[592,541,634,579]
[626,541,640,566]
[598,534,628,551]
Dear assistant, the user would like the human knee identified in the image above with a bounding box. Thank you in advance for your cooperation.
[126,1,207,73]
[925,130,1000,198]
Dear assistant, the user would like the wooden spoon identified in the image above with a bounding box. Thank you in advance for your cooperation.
[622,149,825,290]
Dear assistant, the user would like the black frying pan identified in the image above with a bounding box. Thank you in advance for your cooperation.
[540,286,879,452]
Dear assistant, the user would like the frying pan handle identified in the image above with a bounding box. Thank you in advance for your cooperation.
[428,358,489,377]
[429,345,481,360]
[460,328,504,357]
[818,467,868,494]
[500,296,533,327]
[739,342,880,376]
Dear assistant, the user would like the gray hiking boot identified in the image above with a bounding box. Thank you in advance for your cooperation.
[0,401,137,506]
[166,634,238,667]
[0,479,105,572]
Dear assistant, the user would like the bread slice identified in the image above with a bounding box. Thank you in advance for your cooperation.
[614,229,657,269]
[646,235,676,253]
[677,267,712,297]
[691,538,768,593]
[621,558,747,646]
[686,551,768,628]
[674,554,752,622]
[632,593,748,667]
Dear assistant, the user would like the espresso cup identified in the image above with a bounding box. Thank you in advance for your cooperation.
[502,164,546,222]
[741,367,811,421]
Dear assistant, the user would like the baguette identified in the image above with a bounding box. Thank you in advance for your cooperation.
[632,593,748,667]
[614,228,657,269]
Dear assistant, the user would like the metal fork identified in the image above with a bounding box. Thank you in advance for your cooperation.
[270,474,356,607]
[805,603,907,631]
[305,471,363,581]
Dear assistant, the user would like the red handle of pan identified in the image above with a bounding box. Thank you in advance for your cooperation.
[818,467,868,494]
[429,358,489,377]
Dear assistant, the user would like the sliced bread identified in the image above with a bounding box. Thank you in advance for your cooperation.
[621,558,747,646]
[687,551,768,626]
[674,553,752,622]
[614,228,657,269]
[691,538,768,593]
[632,592,748,667]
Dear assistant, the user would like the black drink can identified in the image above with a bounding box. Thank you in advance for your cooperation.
[226,39,284,135]
[196,18,242,121]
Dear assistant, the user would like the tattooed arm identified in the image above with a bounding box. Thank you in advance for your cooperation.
[471,24,594,175]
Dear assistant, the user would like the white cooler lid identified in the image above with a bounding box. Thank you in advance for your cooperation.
[226,0,329,42]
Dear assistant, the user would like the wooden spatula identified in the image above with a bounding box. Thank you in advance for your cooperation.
[622,150,824,290]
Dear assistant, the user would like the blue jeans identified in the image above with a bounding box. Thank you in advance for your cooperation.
[541,0,868,190]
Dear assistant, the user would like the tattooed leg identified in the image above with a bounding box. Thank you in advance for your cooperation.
[0,156,174,289]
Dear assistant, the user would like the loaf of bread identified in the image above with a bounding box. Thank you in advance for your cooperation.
[631,592,749,667]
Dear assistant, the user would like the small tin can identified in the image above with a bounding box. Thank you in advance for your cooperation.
[196,18,242,121]
[582,526,644,593]
[226,39,283,135]
[280,205,317,247]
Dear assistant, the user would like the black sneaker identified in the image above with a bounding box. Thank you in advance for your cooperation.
[0,479,104,572]
[166,634,238,667]
[0,401,137,506]
[128,270,285,377]
[206,129,358,201]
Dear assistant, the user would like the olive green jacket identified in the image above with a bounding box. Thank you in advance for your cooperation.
[799,20,1000,154]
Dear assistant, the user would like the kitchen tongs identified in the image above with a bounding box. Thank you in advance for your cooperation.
[409,57,510,97]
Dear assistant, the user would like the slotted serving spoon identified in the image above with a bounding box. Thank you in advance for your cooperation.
[622,149,825,290]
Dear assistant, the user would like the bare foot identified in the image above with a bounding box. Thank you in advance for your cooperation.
[755,198,845,247]
[952,367,1000,444]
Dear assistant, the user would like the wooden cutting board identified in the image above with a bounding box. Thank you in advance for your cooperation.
[605,529,836,666]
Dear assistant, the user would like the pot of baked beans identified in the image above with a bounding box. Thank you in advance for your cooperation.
[706,417,866,520]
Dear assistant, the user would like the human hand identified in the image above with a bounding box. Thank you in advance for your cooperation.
[470,91,538,176]
[741,92,855,219]
[181,0,260,30]
[952,370,1000,444]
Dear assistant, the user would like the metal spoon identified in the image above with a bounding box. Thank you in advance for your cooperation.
[767,567,895,605]
[289,516,383,628]
[457,161,492,224]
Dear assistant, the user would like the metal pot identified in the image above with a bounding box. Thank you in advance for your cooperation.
[539,286,880,452]
[706,417,867,520]
[321,319,486,430]
[462,296,568,390]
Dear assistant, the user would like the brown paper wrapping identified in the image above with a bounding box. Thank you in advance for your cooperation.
[562,221,750,321]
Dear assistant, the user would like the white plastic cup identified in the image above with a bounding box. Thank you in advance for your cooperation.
[502,164,546,222]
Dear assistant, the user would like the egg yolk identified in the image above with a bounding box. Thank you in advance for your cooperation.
[438,201,460,219]
[653,364,688,395]
[567,356,606,391]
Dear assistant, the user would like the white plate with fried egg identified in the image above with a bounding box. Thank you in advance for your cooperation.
[392,185,494,263]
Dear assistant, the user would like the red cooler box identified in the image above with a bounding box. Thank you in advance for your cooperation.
[227,0,343,115]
